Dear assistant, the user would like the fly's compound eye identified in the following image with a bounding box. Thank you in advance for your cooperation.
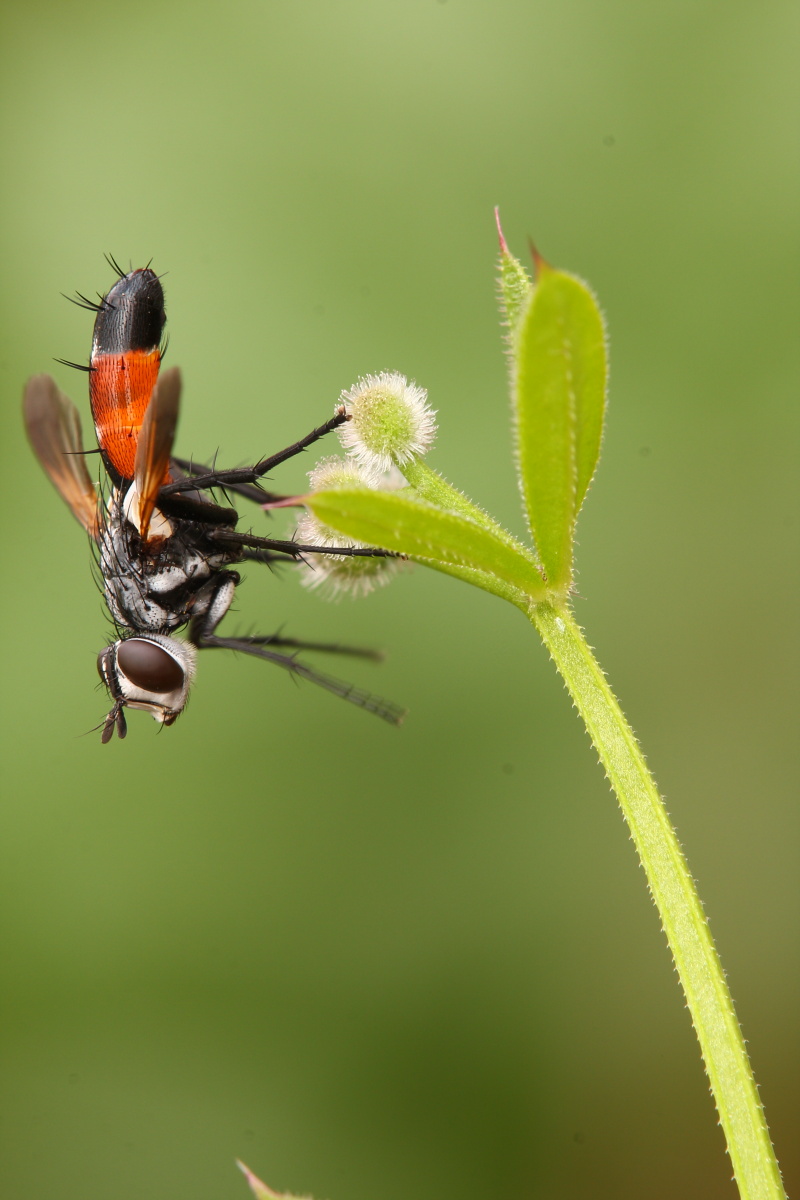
[97,636,197,740]
[116,638,185,694]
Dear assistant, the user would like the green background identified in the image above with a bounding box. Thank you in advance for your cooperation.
[1,2,797,1198]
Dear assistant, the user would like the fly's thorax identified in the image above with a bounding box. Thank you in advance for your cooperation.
[99,483,246,636]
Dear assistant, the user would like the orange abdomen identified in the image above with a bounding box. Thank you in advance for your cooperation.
[89,265,167,481]
[90,349,161,479]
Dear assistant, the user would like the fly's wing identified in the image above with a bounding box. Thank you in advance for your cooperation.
[133,365,181,541]
[23,374,100,536]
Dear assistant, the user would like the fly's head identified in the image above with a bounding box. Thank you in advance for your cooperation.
[97,635,197,743]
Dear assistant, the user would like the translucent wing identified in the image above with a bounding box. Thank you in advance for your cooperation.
[23,374,99,536]
[133,365,181,541]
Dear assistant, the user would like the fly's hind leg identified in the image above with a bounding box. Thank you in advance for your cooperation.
[163,409,349,499]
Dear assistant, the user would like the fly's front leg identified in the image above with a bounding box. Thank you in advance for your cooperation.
[187,570,240,644]
[195,632,406,725]
[161,409,349,497]
[188,582,386,664]
[186,562,405,726]
[213,633,383,660]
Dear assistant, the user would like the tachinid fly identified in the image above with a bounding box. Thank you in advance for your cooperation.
[24,259,403,742]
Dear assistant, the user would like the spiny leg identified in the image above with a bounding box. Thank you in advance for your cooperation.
[170,456,285,507]
[216,633,383,661]
[197,634,405,725]
[205,528,398,559]
[185,574,401,724]
[238,548,292,567]
[185,576,385,656]
[161,409,349,497]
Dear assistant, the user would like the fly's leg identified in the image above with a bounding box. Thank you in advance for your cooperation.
[161,409,349,497]
[205,529,399,559]
[187,575,382,663]
[195,632,405,726]
[238,549,292,567]
[170,458,283,506]
[211,634,383,661]
[186,572,240,647]
[187,572,404,726]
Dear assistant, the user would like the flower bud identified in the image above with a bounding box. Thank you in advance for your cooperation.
[297,457,403,598]
[338,372,436,478]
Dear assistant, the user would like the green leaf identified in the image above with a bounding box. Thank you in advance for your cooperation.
[513,263,607,594]
[307,487,546,600]
[413,558,533,611]
[401,456,531,552]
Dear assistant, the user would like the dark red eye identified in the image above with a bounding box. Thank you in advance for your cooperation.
[116,639,184,694]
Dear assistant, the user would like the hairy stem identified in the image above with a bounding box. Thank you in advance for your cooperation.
[530,600,785,1200]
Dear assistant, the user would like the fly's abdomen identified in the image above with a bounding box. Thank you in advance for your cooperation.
[90,268,166,480]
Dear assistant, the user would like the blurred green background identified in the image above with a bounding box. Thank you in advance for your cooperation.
[0,2,797,1198]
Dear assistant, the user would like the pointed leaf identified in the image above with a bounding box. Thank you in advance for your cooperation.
[514,264,607,593]
[495,208,532,354]
[401,456,531,552]
[412,558,532,611]
[307,488,545,599]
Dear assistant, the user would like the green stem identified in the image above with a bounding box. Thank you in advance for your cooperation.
[530,601,785,1200]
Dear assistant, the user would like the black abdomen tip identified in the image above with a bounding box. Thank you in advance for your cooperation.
[92,267,166,355]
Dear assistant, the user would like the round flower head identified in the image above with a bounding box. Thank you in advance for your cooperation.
[295,456,403,598]
[338,372,436,479]
[307,456,367,495]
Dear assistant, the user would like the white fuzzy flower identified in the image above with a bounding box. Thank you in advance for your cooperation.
[307,456,367,495]
[294,456,403,598]
[338,372,436,478]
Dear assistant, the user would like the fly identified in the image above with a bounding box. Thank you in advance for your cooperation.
[24,260,404,742]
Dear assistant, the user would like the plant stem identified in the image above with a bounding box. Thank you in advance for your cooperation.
[530,601,785,1200]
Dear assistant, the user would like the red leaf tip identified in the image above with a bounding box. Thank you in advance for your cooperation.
[236,1161,275,1198]
[527,238,551,276]
[494,207,510,256]
[261,494,307,510]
